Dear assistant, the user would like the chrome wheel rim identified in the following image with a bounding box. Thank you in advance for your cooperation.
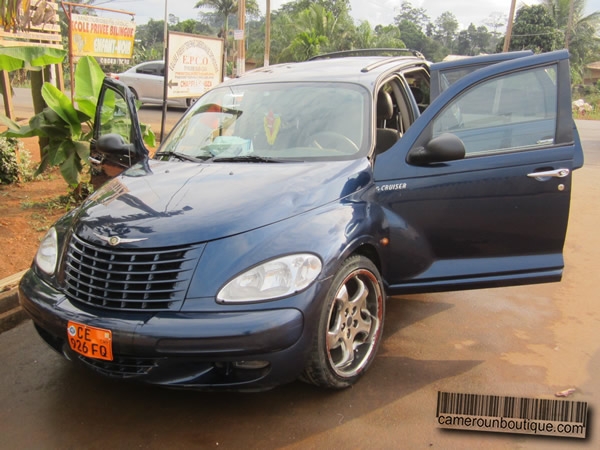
[326,268,383,378]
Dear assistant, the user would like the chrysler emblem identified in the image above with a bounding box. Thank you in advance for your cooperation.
[93,233,148,246]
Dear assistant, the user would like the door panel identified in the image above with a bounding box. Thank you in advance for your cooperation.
[90,78,149,188]
[374,50,580,294]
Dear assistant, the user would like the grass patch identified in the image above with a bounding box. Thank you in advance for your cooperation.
[573,110,600,120]
[28,212,53,232]
[21,191,85,212]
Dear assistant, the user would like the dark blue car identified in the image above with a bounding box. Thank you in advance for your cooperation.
[19,49,583,390]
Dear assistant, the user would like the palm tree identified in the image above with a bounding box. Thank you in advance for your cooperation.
[542,0,600,82]
[542,0,598,27]
[194,0,260,41]
[194,0,259,73]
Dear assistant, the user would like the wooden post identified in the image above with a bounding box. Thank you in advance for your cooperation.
[503,0,517,52]
[0,70,15,120]
[55,63,64,92]
[264,0,270,67]
[237,0,246,76]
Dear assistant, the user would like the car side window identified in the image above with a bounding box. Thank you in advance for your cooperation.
[437,64,489,94]
[137,63,163,76]
[432,65,558,157]
[404,68,431,113]
[98,87,133,144]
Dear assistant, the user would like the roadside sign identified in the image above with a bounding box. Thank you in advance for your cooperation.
[166,32,224,99]
[71,14,135,65]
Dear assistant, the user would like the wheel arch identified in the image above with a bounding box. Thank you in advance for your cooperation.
[351,243,382,276]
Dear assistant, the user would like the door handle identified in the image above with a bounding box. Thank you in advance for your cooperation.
[527,168,570,180]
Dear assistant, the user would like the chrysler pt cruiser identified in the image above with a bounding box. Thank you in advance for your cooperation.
[19,49,583,390]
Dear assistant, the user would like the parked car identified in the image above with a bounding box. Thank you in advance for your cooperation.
[20,49,583,391]
[109,60,196,108]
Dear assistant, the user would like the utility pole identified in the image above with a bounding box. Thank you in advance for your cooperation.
[503,0,517,52]
[264,0,271,67]
[161,0,169,141]
[237,0,246,76]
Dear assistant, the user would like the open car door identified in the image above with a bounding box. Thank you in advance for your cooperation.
[374,50,584,294]
[429,50,533,100]
[90,78,149,188]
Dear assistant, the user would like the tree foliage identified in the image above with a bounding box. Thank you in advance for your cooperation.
[434,11,459,51]
[505,5,562,53]
[542,0,600,82]
[394,1,430,33]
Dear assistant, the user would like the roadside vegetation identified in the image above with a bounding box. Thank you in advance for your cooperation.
[1,0,599,188]
[130,0,600,113]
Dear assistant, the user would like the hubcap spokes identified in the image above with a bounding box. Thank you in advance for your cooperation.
[327,271,380,376]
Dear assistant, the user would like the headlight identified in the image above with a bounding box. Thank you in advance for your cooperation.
[217,254,322,303]
[35,227,58,275]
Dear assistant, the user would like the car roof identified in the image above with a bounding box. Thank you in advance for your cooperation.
[134,60,163,66]
[225,55,429,89]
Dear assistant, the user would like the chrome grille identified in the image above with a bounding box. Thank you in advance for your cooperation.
[63,234,203,311]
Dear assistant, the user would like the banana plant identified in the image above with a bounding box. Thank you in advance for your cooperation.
[0,55,156,187]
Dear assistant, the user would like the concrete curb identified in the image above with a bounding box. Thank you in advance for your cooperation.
[0,270,29,334]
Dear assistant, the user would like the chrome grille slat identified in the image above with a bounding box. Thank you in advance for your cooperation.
[62,289,188,302]
[64,272,189,292]
[63,234,203,312]
[65,262,193,284]
[67,253,195,269]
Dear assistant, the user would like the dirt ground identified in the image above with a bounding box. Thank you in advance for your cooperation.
[0,137,70,281]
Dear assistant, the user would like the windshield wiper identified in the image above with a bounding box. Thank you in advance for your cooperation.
[155,151,201,162]
[211,155,282,163]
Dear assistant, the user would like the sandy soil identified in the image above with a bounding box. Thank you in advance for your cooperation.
[0,137,70,281]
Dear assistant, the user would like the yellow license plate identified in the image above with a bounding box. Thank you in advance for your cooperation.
[67,321,113,361]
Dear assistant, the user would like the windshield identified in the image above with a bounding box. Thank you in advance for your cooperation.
[158,82,370,162]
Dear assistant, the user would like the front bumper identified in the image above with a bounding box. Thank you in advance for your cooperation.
[19,269,309,390]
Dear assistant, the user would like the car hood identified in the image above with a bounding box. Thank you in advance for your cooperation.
[75,159,372,248]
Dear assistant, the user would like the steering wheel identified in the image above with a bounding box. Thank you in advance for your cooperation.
[306,131,360,154]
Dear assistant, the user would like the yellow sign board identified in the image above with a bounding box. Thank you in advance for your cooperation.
[71,14,135,64]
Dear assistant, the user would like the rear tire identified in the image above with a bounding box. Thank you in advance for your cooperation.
[302,255,385,389]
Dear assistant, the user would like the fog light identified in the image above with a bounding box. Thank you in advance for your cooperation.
[233,360,270,369]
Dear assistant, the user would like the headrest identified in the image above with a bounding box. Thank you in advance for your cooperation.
[410,86,423,104]
[377,90,394,121]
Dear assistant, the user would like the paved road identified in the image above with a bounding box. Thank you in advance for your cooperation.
[0,120,598,448]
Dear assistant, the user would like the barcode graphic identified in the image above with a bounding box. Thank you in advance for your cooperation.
[436,391,587,438]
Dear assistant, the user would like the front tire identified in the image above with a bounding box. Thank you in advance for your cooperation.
[302,255,385,389]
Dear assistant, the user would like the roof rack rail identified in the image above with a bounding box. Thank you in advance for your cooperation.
[309,48,424,61]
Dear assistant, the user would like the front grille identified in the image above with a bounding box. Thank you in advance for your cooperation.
[63,234,203,311]
[77,355,158,378]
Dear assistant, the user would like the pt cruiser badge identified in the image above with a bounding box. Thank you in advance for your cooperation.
[93,232,148,246]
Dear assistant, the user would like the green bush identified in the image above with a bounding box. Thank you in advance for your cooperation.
[0,136,32,184]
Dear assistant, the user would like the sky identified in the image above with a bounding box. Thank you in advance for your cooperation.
[99,0,600,30]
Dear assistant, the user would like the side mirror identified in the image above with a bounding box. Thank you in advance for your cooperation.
[407,133,466,165]
[95,133,135,157]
